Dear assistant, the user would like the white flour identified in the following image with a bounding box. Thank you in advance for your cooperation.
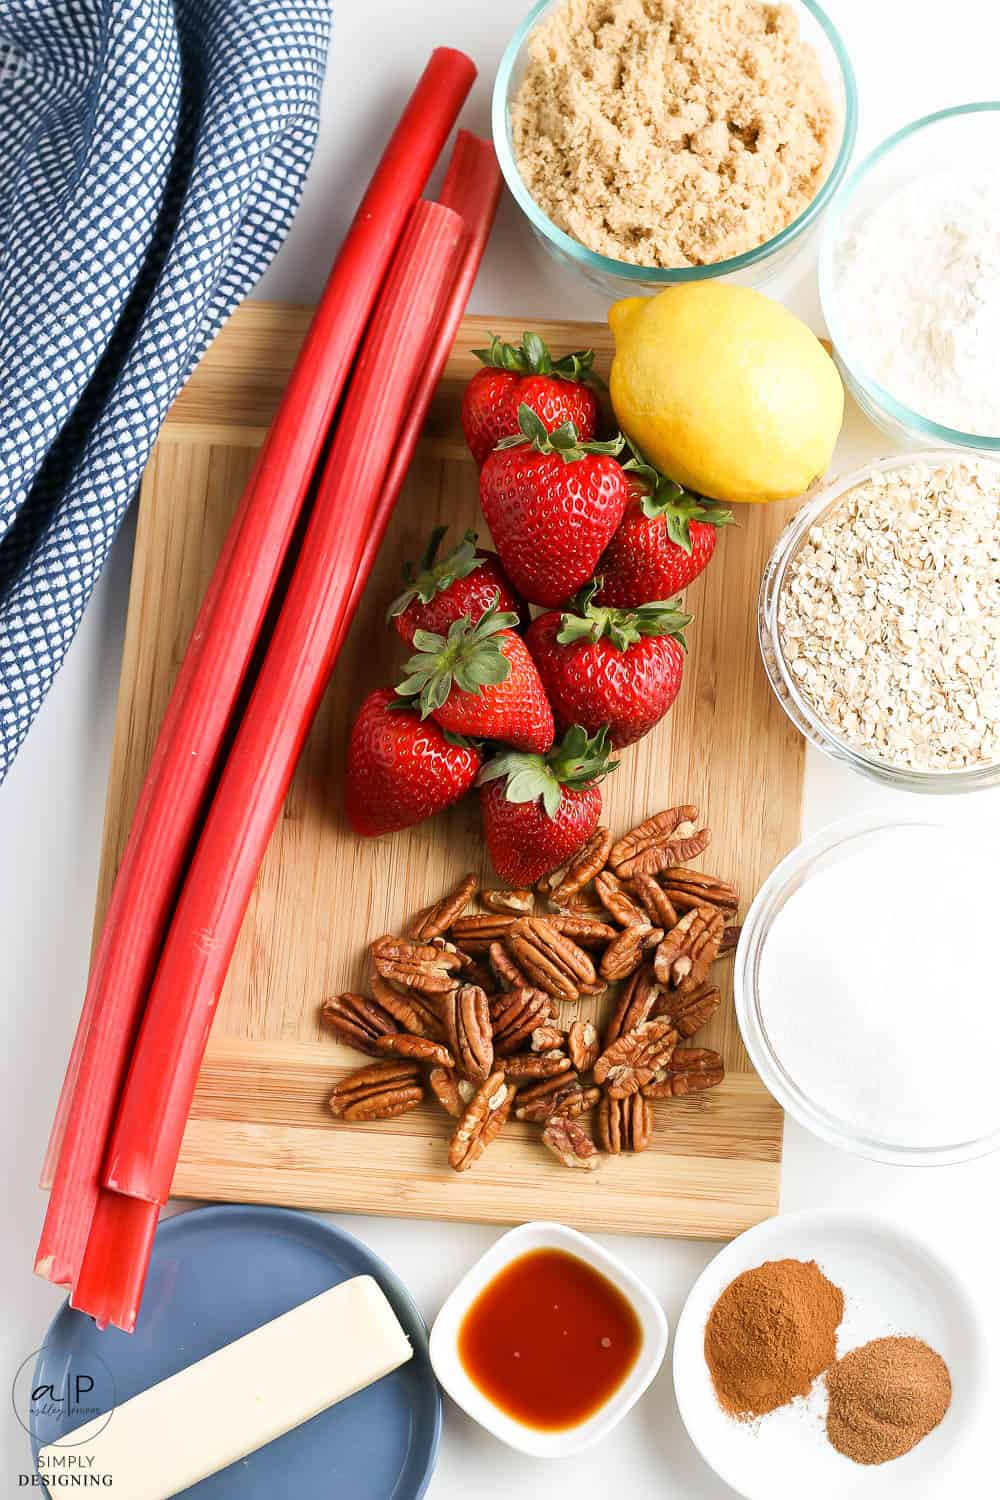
[834,168,1000,436]
[758,825,1000,1148]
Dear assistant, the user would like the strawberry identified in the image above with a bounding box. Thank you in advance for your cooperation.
[480,405,630,608]
[595,453,733,609]
[344,689,482,837]
[525,581,690,748]
[387,527,527,645]
[394,600,554,752]
[461,330,600,466]
[477,725,619,886]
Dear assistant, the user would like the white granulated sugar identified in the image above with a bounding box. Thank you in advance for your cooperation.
[779,459,1000,770]
[759,826,1000,1148]
[834,168,1000,436]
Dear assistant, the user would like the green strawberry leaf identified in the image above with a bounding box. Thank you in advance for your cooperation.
[519,402,551,450]
[394,597,519,718]
[520,330,549,373]
[476,724,619,819]
[387,528,486,621]
[558,579,691,650]
[472,330,600,385]
[495,405,626,464]
[622,439,734,553]
[549,723,620,788]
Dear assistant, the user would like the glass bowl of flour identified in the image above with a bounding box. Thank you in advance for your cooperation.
[820,103,1000,448]
[735,815,1000,1165]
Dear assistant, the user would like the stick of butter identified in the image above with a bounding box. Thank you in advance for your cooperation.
[38,1274,412,1499]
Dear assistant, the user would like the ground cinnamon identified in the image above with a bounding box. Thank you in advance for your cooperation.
[825,1336,951,1465]
[704,1258,843,1418]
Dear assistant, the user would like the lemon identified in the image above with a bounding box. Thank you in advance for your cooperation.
[608,285,843,505]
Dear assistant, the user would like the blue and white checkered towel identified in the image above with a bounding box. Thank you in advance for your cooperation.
[0,0,330,781]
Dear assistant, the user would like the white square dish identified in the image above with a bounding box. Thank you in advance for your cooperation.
[428,1220,668,1457]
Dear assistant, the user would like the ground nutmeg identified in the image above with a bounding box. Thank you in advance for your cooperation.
[825,1336,952,1465]
[704,1258,844,1418]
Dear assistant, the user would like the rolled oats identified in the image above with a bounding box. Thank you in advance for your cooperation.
[779,461,1000,771]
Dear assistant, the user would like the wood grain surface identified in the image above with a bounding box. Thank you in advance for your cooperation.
[93,305,802,1240]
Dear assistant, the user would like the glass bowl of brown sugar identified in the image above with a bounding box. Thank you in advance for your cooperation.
[492,0,858,297]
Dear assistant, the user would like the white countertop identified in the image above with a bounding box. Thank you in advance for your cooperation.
[3,0,998,1492]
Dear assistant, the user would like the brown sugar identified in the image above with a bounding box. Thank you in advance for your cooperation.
[825,1336,952,1465]
[704,1258,843,1418]
[511,0,836,269]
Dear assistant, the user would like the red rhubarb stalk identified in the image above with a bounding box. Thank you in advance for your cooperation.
[98,200,468,1252]
[348,130,502,613]
[36,49,476,1293]
[79,134,500,1332]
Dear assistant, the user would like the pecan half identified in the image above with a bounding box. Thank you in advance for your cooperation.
[550,890,610,922]
[604,965,665,1047]
[600,921,663,981]
[598,1091,653,1154]
[661,868,738,915]
[642,1047,725,1098]
[546,913,617,949]
[320,993,399,1056]
[480,887,534,916]
[502,1050,572,1080]
[449,914,515,952]
[593,870,646,926]
[547,827,613,903]
[371,934,462,995]
[653,906,724,988]
[579,979,609,998]
[506,917,596,1000]
[369,974,445,1040]
[490,987,556,1054]
[442,943,496,993]
[408,873,478,941]
[427,1066,476,1119]
[719,924,742,956]
[559,1085,600,1118]
[567,1018,600,1074]
[531,1024,568,1052]
[374,1034,454,1069]
[489,940,532,990]
[650,981,721,1038]
[328,1061,424,1121]
[449,1072,513,1172]
[593,1020,679,1098]
[627,873,679,930]
[541,1113,600,1170]
[514,1074,597,1123]
[609,807,711,879]
[442,984,494,1083]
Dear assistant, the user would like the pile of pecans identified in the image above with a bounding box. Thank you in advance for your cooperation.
[322,806,739,1174]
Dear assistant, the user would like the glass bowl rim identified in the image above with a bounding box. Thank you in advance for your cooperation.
[735,811,1000,1165]
[758,448,1000,792]
[491,0,859,285]
[819,101,1000,449]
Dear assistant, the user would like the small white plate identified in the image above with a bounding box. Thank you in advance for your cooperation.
[673,1211,986,1499]
[429,1221,668,1457]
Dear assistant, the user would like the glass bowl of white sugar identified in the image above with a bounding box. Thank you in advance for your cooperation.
[819,102,1000,448]
[759,451,1000,790]
[736,815,1000,1165]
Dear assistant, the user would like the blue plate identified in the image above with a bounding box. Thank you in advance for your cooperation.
[31,1205,442,1498]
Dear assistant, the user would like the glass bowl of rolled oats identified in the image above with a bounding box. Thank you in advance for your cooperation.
[759,452,1000,790]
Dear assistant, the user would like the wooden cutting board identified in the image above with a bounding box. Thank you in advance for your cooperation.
[94,304,802,1240]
